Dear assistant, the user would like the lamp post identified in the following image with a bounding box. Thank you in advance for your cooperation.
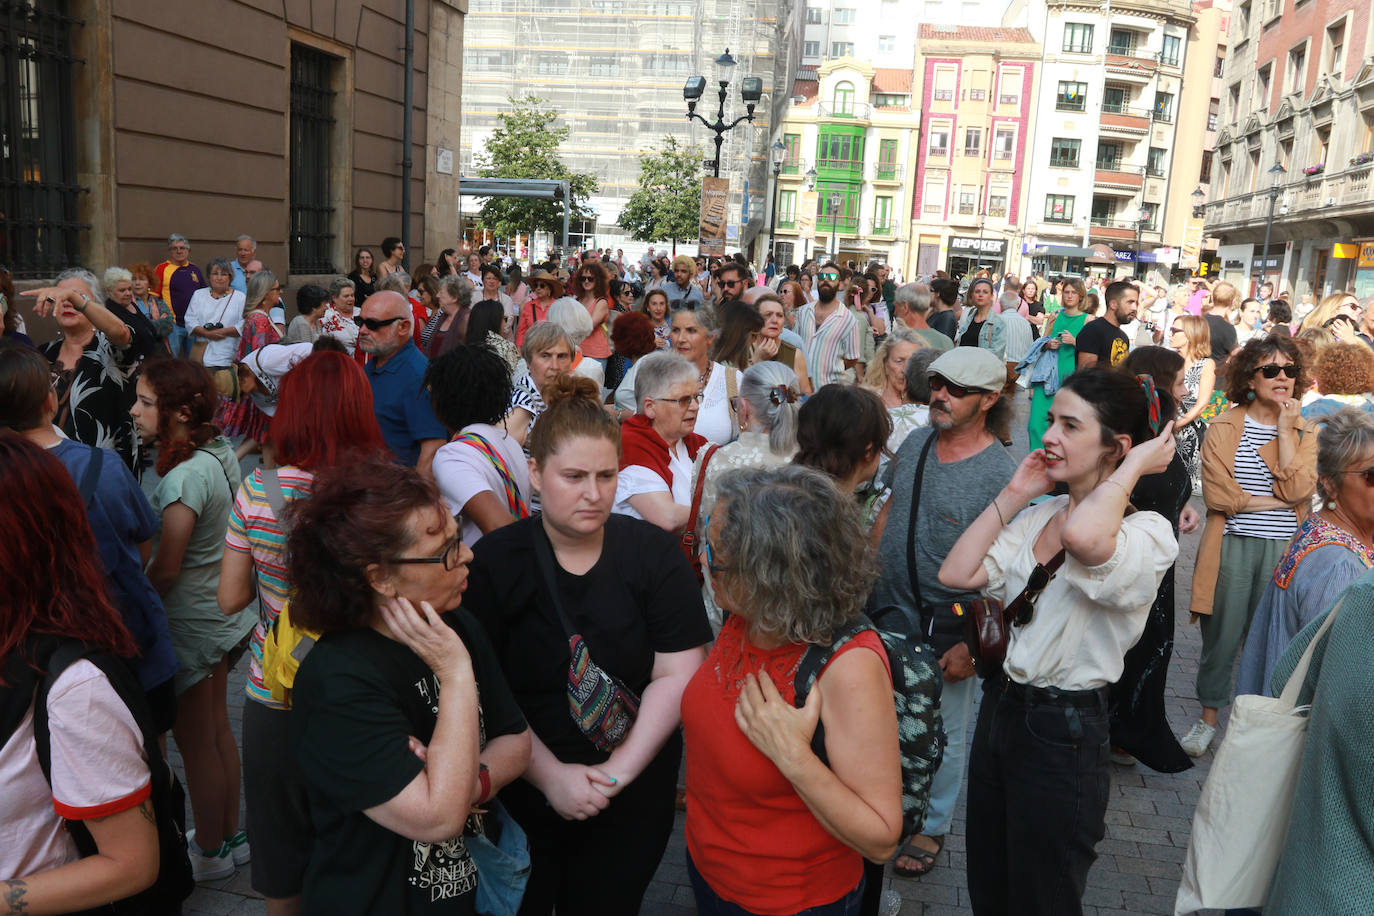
[1191,186,1206,219]
[828,190,844,263]
[767,139,786,263]
[1134,207,1148,279]
[683,50,764,178]
[1259,161,1286,293]
[804,167,817,263]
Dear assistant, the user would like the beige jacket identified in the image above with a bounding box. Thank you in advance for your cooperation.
[1189,405,1319,617]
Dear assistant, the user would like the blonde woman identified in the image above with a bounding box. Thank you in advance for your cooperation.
[1299,292,1363,335]
[1169,314,1215,489]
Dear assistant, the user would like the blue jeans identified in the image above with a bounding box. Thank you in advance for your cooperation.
[169,323,190,358]
[921,672,978,837]
[687,854,863,916]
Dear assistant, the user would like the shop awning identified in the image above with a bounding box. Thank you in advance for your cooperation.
[1023,243,1096,258]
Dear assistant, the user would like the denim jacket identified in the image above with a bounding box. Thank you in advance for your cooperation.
[956,307,1008,360]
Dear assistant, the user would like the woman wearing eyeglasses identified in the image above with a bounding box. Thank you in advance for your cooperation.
[462,376,710,916]
[939,369,1179,915]
[574,260,612,368]
[615,351,708,533]
[1181,336,1319,757]
[285,454,531,916]
[515,272,564,348]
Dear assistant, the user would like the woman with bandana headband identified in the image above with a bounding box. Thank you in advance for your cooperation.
[940,368,1180,916]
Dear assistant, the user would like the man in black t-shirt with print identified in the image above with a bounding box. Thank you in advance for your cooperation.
[1075,280,1138,370]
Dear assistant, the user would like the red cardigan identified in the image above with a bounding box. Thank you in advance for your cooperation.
[619,414,706,489]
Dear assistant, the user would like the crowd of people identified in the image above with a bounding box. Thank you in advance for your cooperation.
[2,233,1373,916]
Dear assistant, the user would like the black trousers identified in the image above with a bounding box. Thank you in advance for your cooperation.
[503,732,681,916]
[966,677,1111,916]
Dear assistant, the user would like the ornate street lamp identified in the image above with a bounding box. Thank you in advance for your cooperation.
[684,49,764,178]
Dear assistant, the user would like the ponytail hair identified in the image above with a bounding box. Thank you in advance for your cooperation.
[528,374,621,465]
[139,359,221,476]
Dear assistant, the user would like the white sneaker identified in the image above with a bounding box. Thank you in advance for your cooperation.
[188,829,250,867]
[189,838,234,882]
[1110,748,1137,766]
[1180,721,1217,758]
[879,889,903,916]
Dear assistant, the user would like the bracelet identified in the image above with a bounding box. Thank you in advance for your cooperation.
[477,764,491,804]
[1101,478,1131,498]
[992,498,1007,527]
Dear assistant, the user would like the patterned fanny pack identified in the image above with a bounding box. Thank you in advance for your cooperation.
[532,528,640,751]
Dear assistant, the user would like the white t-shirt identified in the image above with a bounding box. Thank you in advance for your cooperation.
[0,660,150,880]
[612,362,737,446]
[183,288,246,367]
[432,423,531,546]
[614,439,694,520]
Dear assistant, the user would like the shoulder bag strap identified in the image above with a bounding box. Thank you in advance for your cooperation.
[725,367,739,439]
[452,432,529,519]
[531,525,580,641]
[260,466,291,529]
[906,432,936,612]
[682,444,721,554]
[194,446,235,500]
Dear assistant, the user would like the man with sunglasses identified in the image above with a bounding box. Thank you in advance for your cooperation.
[870,346,1016,880]
[795,261,863,388]
[716,262,751,305]
[358,292,447,475]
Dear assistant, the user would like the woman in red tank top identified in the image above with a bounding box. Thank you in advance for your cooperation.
[680,464,902,916]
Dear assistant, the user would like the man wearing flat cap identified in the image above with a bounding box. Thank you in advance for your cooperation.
[870,346,1017,880]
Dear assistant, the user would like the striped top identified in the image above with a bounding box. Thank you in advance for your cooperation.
[224,466,315,708]
[1225,417,1297,539]
[796,301,861,388]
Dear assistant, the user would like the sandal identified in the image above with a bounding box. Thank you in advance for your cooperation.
[892,835,943,878]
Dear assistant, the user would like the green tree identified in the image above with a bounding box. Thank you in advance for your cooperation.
[618,136,703,254]
[473,96,599,241]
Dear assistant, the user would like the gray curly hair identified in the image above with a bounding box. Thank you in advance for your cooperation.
[710,465,875,645]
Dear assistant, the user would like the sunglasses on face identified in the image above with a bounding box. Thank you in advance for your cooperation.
[1255,363,1299,379]
[654,393,703,409]
[928,374,989,398]
[818,271,840,281]
[357,316,405,331]
[391,534,464,570]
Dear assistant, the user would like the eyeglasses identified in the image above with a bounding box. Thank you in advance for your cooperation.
[702,514,730,575]
[928,374,989,398]
[654,393,703,409]
[357,316,405,331]
[1255,363,1299,379]
[392,534,464,571]
[1340,467,1374,486]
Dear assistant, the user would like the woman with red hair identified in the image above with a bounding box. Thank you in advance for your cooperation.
[216,349,387,912]
[131,359,256,881]
[0,433,160,911]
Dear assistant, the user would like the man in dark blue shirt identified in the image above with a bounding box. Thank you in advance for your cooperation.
[358,291,447,473]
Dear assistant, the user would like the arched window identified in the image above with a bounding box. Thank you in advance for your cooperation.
[834,80,855,115]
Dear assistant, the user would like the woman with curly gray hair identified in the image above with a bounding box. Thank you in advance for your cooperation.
[681,464,902,915]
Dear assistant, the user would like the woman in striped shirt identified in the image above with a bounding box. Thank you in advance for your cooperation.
[216,350,388,911]
[1183,335,1318,757]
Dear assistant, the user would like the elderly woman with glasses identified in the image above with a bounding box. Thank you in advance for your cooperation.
[1183,335,1319,758]
[25,269,143,471]
[615,350,709,533]
[284,454,531,915]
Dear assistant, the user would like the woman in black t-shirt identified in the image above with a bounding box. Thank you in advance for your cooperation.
[464,375,712,916]
[286,455,531,916]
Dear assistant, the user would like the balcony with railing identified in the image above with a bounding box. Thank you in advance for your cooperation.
[1104,45,1159,78]
[1056,97,1087,113]
[1099,104,1152,133]
[817,215,860,232]
[1089,217,1142,241]
[1095,167,1145,189]
[780,159,803,176]
[869,162,904,182]
[870,218,898,236]
[1049,155,1081,169]
[815,157,863,174]
[816,101,872,121]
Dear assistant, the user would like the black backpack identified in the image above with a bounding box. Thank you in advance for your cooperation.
[794,618,946,838]
[1,637,195,915]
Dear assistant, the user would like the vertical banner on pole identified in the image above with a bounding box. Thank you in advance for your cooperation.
[700,177,729,256]
[798,191,818,241]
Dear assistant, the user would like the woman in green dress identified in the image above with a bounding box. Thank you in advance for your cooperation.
[1028,277,1088,450]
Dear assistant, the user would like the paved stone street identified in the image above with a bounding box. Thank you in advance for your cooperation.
[177,393,1225,915]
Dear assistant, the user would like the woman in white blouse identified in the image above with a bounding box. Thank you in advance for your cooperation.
[939,368,1179,916]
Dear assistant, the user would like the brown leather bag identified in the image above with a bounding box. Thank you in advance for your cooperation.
[957,547,1067,677]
